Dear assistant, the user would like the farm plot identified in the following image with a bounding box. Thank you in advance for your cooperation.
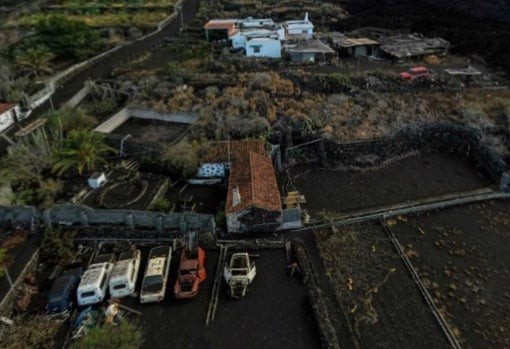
[390,200,510,348]
[291,152,491,215]
[315,223,450,349]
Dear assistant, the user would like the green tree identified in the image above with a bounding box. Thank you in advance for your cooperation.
[160,140,204,178]
[52,129,116,176]
[0,127,59,193]
[15,45,55,78]
[44,108,97,133]
[35,15,101,59]
[70,319,144,349]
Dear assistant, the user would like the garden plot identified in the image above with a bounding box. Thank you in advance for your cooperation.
[315,223,450,349]
[390,201,510,348]
[291,152,491,215]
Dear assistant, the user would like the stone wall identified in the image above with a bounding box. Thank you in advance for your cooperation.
[0,204,215,232]
[288,123,509,182]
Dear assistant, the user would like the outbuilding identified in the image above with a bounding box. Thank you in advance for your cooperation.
[226,152,282,233]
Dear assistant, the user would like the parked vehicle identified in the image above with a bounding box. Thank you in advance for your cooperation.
[174,247,206,299]
[47,268,83,314]
[77,254,115,306]
[223,252,256,298]
[71,306,101,339]
[140,246,172,303]
[400,66,429,80]
[109,248,141,298]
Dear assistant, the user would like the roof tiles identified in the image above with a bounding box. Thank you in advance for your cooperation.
[226,152,281,214]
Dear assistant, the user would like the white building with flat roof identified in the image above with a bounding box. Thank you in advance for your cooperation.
[284,13,314,39]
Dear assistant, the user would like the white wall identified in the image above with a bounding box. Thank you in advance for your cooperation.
[231,33,246,49]
[246,39,281,58]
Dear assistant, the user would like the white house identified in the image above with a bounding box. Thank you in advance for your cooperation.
[284,13,314,39]
[245,34,282,58]
[205,14,311,58]
[0,103,20,133]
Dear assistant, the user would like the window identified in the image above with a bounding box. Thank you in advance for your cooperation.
[81,291,95,298]
[252,46,261,53]
[113,284,126,290]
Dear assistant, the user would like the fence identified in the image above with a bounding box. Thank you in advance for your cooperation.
[0,249,39,316]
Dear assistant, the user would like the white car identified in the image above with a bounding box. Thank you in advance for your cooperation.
[77,254,115,306]
[109,249,141,298]
[140,246,172,303]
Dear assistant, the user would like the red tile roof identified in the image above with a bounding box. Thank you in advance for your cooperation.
[204,21,235,30]
[226,151,281,214]
[201,139,269,163]
[0,103,16,115]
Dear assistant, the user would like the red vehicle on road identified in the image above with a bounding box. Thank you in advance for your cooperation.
[174,247,206,299]
[400,66,429,80]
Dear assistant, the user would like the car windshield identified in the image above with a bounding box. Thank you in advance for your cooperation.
[81,291,95,298]
[180,269,197,276]
[143,275,163,287]
[113,284,126,290]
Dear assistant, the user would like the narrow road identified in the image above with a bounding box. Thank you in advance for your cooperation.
[31,0,200,118]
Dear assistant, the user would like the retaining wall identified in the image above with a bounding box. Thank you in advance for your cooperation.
[288,123,509,182]
[0,204,215,232]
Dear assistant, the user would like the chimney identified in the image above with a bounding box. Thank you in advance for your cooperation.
[232,186,241,207]
[304,12,309,22]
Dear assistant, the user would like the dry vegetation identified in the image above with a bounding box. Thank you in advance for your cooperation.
[127,57,510,141]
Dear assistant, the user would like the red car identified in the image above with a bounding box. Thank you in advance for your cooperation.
[400,66,429,80]
[174,247,206,299]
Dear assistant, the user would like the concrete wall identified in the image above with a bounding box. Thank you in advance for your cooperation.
[95,107,199,134]
[62,83,91,109]
[246,39,281,58]
[94,107,130,133]
[0,204,215,232]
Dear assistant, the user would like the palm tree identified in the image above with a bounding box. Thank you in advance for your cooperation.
[52,129,116,176]
[15,45,55,78]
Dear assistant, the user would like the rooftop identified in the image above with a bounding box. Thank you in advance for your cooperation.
[379,34,449,59]
[286,39,335,54]
[0,103,16,115]
[327,32,379,47]
[201,139,269,163]
[226,151,281,214]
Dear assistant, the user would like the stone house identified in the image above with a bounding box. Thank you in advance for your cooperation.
[225,151,282,233]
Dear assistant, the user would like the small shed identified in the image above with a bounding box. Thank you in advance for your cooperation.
[285,39,335,63]
[88,172,106,189]
[204,19,237,41]
[327,32,379,57]
[379,34,449,61]
[226,152,282,233]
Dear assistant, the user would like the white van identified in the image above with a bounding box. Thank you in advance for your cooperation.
[77,254,115,306]
[140,246,172,303]
[109,249,141,298]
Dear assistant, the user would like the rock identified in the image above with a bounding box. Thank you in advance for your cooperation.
[459,297,467,303]
[449,283,457,291]
[444,269,451,277]
[454,248,466,256]
[479,299,487,305]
